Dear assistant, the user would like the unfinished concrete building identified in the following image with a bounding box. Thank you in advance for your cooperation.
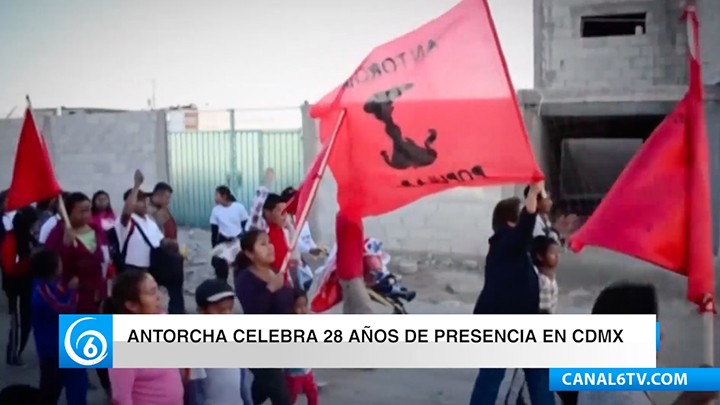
[520,0,720,243]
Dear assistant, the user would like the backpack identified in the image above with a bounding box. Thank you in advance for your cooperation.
[121,219,183,287]
[1,232,29,278]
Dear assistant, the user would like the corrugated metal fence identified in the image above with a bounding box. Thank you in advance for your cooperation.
[167,109,304,228]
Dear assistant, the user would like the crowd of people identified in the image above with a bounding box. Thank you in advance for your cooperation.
[0,170,717,405]
[0,166,327,405]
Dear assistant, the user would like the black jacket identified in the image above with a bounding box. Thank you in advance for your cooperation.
[473,208,540,315]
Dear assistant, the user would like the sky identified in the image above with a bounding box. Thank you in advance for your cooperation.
[0,0,532,119]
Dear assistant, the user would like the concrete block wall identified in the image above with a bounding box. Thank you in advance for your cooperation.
[536,0,687,90]
[0,111,169,208]
[698,0,720,85]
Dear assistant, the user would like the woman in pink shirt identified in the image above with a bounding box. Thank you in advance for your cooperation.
[91,190,116,231]
[91,190,121,276]
[106,270,184,405]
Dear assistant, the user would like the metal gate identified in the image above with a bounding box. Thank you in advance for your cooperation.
[168,129,304,228]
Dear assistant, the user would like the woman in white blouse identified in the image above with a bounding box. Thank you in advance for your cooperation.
[210,186,249,281]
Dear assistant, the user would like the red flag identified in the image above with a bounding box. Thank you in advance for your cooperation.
[310,254,342,313]
[311,0,542,218]
[5,107,61,211]
[310,213,366,312]
[570,9,714,310]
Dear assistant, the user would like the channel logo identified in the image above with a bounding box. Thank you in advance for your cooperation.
[59,315,113,368]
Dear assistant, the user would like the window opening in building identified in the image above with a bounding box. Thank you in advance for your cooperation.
[581,13,646,38]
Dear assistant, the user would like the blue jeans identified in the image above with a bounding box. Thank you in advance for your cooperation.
[469,368,554,405]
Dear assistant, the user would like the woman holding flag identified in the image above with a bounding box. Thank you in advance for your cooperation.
[470,181,555,405]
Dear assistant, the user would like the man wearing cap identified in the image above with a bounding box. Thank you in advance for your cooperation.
[186,279,253,405]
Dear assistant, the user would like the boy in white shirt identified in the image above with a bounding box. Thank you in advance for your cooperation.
[116,170,184,313]
[116,188,164,271]
[531,235,560,314]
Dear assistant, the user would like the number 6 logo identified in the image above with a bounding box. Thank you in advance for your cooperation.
[63,317,109,366]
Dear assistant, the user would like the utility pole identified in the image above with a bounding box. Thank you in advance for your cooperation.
[151,79,157,110]
[5,106,17,119]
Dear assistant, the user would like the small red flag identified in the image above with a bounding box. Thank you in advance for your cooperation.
[570,9,714,310]
[311,0,542,218]
[5,107,61,211]
[310,212,365,313]
[310,254,342,313]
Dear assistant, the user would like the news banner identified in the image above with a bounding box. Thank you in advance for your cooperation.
[58,314,719,391]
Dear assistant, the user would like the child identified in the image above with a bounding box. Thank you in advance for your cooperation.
[506,236,561,404]
[187,279,253,405]
[29,249,88,405]
[531,235,560,314]
[284,289,319,405]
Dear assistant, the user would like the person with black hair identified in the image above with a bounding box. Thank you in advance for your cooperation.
[210,185,249,282]
[210,185,248,246]
[279,187,326,291]
[470,181,555,405]
[284,289,319,405]
[116,170,184,314]
[505,236,561,404]
[566,283,718,405]
[45,192,109,314]
[186,279,253,405]
[37,192,70,245]
[233,229,293,405]
[91,190,116,231]
[105,270,185,404]
[263,193,293,276]
[523,185,559,243]
[2,207,38,366]
[31,198,54,240]
[280,186,324,258]
[149,181,177,240]
[29,249,88,405]
[531,235,560,314]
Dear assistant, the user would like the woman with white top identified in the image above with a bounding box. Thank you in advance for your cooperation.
[210,186,249,282]
[210,186,249,246]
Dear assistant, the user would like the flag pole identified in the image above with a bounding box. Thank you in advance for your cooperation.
[25,95,70,228]
[701,298,714,366]
[685,5,714,367]
[279,108,347,277]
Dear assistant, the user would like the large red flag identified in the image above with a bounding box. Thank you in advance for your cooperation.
[311,0,542,218]
[5,107,61,211]
[570,10,714,310]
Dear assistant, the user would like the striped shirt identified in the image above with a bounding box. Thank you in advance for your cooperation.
[535,267,558,314]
